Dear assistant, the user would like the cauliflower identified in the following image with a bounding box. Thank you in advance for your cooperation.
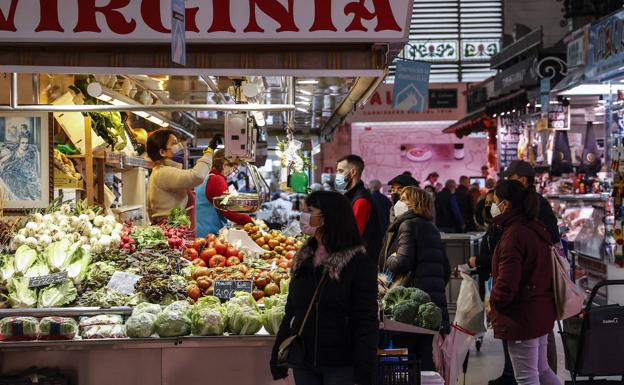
[417,302,443,331]
[392,300,420,325]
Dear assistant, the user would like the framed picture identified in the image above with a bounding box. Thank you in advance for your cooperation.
[0,112,50,209]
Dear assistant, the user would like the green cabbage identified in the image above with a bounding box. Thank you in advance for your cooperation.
[155,309,191,337]
[226,306,262,335]
[191,307,225,336]
[66,246,91,284]
[45,239,72,272]
[125,312,158,338]
[280,277,290,294]
[14,245,38,275]
[37,281,77,308]
[24,262,50,278]
[132,303,162,316]
[262,305,285,335]
[8,277,37,308]
[1,254,15,282]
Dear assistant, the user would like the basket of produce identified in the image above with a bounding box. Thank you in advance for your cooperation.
[213,193,262,214]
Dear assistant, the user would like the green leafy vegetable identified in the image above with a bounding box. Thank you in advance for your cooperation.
[227,306,262,335]
[155,309,191,337]
[37,281,77,308]
[263,294,287,310]
[191,307,225,336]
[14,245,38,275]
[132,303,162,316]
[44,239,73,272]
[8,277,38,308]
[383,286,414,314]
[168,208,191,227]
[131,227,166,250]
[392,300,420,325]
[125,312,158,338]
[23,262,50,278]
[39,317,78,339]
[0,317,38,339]
[66,246,91,284]
[262,305,285,335]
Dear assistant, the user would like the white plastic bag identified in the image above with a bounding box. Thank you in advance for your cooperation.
[454,272,486,334]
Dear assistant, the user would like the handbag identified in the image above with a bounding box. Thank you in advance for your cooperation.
[551,245,585,320]
[276,271,328,368]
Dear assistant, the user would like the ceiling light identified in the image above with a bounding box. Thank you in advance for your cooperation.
[297,96,311,102]
[299,90,313,96]
[559,84,624,96]
[296,107,309,113]
[296,100,311,106]
[297,79,319,85]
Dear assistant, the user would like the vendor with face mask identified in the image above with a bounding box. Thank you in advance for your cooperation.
[387,173,420,224]
[195,149,253,237]
[146,129,214,225]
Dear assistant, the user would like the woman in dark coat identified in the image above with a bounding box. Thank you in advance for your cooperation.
[380,186,451,370]
[270,191,378,385]
[489,180,560,385]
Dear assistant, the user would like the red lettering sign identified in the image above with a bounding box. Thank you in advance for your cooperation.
[74,0,136,34]
[245,0,299,33]
[310,0,337,32]
[345,0,401,32]
[208,0,235,33]
[370,92,382,105]
[0,0,18,32]
[35,0,63,32]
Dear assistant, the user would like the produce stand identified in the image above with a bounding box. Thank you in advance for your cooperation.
[0,335,281,385]
[380,318,438,336]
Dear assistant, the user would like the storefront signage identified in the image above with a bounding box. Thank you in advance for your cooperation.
[392,60,431,113]
[429,89,458,109]
[348,83,466,123]
[494,58,538,94]
[567,35,586,68]
[0,0,412,43]
[461,40,500,61]
[171,0,185,65]
[586,10,624,80]
[213,280,253,300]
[548,103,571,130]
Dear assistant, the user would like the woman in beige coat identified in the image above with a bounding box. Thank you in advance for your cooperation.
[146,129,213,224]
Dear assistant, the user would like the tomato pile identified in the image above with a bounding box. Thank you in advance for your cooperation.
[182,234,246,269]
[244,224,305,269]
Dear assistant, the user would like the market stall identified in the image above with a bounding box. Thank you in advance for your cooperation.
[0,1,417,383]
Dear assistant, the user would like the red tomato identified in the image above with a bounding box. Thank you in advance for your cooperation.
[214,242,228,256]
[209,255,227,268]
[285,251,295,260]
[226,256,241,266]
[226,246,239,258]
[183,248,199,261]
[192,258,207,267]
[238,251,246,262]
[200,247,217,262]
[206,234,217,243]
[193,238,207,252]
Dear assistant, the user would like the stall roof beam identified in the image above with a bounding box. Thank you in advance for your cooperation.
[0,104,296,113]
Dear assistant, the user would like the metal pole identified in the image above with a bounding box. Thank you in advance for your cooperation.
[286,76,295,140]
[9,73,18,108]
[0,103,296,113]
[32,74,40,104]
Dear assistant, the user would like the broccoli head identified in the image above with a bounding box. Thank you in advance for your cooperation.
[392,300,420,325]
[383,286,412,314]
[417,302,443,330]
[409,289,431,307]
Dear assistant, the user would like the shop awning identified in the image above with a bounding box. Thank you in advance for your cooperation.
[485,90,528,115]
[551,69,587,95]
[442,109,496,137]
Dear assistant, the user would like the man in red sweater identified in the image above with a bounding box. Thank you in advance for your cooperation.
[336,155,382,263]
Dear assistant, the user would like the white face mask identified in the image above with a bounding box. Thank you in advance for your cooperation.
[490,202,503,218]
[300,212,319,236]
[394,200,410,217]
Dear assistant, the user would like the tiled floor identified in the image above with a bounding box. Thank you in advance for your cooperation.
[460,330,571,385]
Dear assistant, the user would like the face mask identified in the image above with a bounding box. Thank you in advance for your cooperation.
[394,200,410,218]
[490,202,503,218]
[172,150,185,164]
[334,171,351,193]
[300,212,319,237]
[391,193,401,204]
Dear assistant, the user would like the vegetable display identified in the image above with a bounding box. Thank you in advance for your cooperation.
[383,286,442,331]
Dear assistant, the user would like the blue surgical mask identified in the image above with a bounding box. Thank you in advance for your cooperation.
[335,170,351,193]
[172,150,185,164]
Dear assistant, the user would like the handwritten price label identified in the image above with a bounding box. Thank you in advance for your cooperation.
[213,280,253,300]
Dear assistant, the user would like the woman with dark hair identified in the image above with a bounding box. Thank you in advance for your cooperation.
[380,186,450,370]
[146,129,213,224]
[270,191,378,385]
[489,180,560,385]
[195,149,252,237]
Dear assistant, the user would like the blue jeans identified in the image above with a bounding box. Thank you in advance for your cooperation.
[507,335,560,385]
[293,366,354,385]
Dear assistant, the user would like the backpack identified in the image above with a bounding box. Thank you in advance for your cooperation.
[551,246,585,320]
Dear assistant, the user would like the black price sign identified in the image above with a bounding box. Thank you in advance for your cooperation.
[213,280,253,300]
[28,271,68,288]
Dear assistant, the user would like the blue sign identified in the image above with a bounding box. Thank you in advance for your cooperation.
[540,79,550,115]
[586,10,624,81]
[392,60,431,113]
[171,0,186,66]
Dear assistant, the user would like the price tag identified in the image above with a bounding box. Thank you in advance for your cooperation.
[213,280,253,300]
[107,271,142,295]
[28,271,69,288]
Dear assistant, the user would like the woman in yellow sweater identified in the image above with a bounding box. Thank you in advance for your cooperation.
[146,129,214,224]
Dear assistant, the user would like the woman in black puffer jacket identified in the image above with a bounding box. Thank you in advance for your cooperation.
[270,191,378,385]
[380,186,451,370]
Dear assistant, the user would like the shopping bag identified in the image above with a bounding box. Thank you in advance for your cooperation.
[454,273,486,334]
[432,325,475,385]
[551,246,584,320]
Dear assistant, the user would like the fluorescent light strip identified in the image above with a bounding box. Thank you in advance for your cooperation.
[299,90,313,96]
[297,96,311,102]
[297,80,319,85]
[296,107,309,112]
